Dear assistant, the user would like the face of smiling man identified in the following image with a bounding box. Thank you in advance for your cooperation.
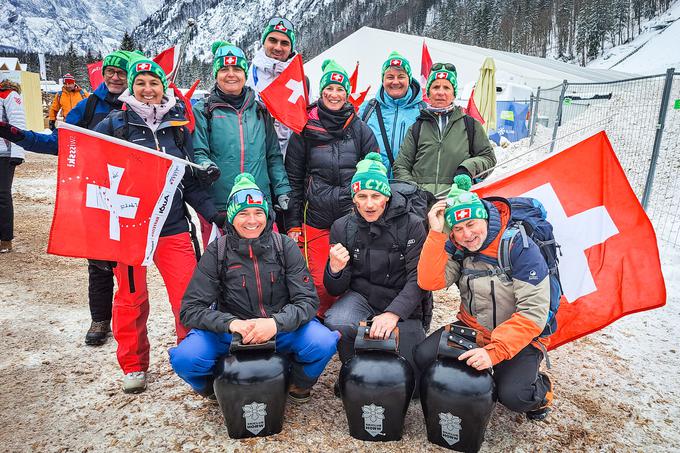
[451,218,488,252]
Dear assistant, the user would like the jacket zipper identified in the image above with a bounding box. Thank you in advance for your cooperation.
[435,120,442,192]
[490,280,497,328]
[238,111,245,173]
[250,245,267,317]
[390,105,399,159]
[466,276,474,316]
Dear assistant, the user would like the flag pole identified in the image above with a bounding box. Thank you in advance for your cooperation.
[169,18,197,84]
[57,122,204,169]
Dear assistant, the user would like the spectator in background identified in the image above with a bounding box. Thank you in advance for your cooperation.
[48,73,89,130]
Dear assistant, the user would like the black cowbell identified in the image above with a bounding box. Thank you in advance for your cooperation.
[213,337,290,439]
[339,322,415,442]
[420,325,497,452]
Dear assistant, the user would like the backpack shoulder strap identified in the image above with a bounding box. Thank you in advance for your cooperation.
[463,114,475,156]
[497,223,529,279]
[411,117,423,147]
[272,232,286,269]
[361,98,378,122]
[76,94,99,128]
[216,235,229,277]
[373,102,395,167]
[203,99,214,135]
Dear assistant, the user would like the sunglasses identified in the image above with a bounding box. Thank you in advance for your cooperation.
[431,62,457,72]
[230,189,266,206]
[215,45,247,60]
[103,68,127,78]
[267,17,295,31]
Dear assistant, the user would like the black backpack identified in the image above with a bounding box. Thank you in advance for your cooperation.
[75,94,99,128]
[410,113,476,158]
[215,232,286,277]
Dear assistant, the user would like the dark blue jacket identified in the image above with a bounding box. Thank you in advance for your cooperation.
[17,83,122,155]
[94,105,217,237]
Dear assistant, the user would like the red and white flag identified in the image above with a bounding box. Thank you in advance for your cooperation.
[465,88,485,125]
[48,123,187,266]
[87,61,103,90]
[474,132,666,349]
[349,61,359,94]
[154,46,179,80]
[420,41,433,103]
[259,54,309,134]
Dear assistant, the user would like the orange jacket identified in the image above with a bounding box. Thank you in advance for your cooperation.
[417,201,550,365]
[48,86,89,121]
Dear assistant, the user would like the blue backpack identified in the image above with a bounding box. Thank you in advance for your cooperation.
[451,196,562,337]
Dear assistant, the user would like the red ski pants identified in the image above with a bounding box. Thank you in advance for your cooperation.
[301,224,338,318]
[112,232,195,373]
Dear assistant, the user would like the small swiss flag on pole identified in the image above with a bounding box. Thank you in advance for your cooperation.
[153,46,179,79]
[474,132,666,349]
[259,54,309,134]
[420,40,433,103]
[349,61,359,94]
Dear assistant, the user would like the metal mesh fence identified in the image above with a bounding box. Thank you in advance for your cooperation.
[530,70,679,247]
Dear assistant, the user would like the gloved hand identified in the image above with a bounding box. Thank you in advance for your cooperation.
[0,121,25,143]
[48,120,56,131]
[453,166,472,179]
[277,194,290,211]
[9,157,24,166]
[211,211,227,228]
[197,163,221,186]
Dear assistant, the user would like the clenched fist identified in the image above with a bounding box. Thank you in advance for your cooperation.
[328,243,350,274]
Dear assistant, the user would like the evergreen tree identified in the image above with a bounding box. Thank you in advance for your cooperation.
[120,31,136,51]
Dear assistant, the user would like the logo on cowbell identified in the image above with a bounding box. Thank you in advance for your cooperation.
[390,59,402,66]
[352,181,362,193]
[224,56,238,66]
[439,412,461,446]
[435,71,448,79]
[136,62,152,71]
[243,402,267,435]
[362,404,385,437]
[331,73,344,82]
[274,22,288,32]
[455,208,471,221]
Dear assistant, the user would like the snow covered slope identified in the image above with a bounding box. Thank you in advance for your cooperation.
[2,0,162,54]
[588,0,680,74]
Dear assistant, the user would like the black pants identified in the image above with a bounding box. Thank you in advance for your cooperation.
[87,262,114,322]
[414,325,550,413]
[0,157,16,241]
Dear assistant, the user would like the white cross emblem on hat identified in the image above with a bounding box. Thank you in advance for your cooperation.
[136,63,151,71]
[224,56,237,65]
[436,72,448,79]
[455,208,471,221]
[331,73,344,82]
[274,23,288,31]
[390,59,402,66]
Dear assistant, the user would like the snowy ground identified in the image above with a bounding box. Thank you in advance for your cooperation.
[0,148,678,451]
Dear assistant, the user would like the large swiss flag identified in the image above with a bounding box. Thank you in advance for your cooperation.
[259,54,308,134]
[474,132,666,349]
[48,123,185,266]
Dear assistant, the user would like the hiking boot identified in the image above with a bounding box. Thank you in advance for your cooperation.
[85,320,111,346]
[527,372,553,421]
[288,384,312,404]
[122,371,147,394]
[0,240,12,253]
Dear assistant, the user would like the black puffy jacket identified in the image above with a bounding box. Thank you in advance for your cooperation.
[284,102,379,230]
[323,190,431,322]
[179,212,319,333]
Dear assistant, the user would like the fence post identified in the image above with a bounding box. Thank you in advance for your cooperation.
[641,68,675,210]
[549,80,568,153]
[530,87,540,145]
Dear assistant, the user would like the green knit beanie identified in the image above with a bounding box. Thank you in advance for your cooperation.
[381,51,412,80]
[426,66,458,96]
[444,175,488,227]
[103,50,143,72]
[319,59,351,94]
[227,173,269,223]
[351,152,392,198]
[212,41,249,79]
[127,55,168,93]
[261,17,296,51]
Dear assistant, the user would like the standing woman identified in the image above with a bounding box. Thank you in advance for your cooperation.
[0,79,26,253]
[285,60,379,317]
[192,41,291,248]
[95,57,223,393]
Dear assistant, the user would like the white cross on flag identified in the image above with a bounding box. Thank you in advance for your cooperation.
[435,72,448,79]
[48,123,185,266]
[331,73,344,82]
[474,132,666,349]
[390,59,402,66]
[136,62,151,71]
[224,56,237,66]
[259,54,309,134]
[455,208,471,221]
[274,23,288,31]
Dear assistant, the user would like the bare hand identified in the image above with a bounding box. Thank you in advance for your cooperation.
[288,231,301,242]
[428,199,448,233]
[328,243,350,274]
[242,318,277,344]
[459,347,493,371]
[369,312,400,340]
[229,319,255,337]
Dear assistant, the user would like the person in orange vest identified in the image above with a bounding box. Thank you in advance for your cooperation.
[48,74,88,129]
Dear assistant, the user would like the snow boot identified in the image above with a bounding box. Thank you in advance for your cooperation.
[85,320,111,346]
[122,371,147,394]
[0,240,12,253]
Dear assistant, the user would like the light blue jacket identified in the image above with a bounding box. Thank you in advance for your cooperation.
[358,79,425,176]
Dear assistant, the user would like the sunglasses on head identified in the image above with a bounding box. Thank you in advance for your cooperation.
[431,62,457,72]
[230,189,265,206]
[267,17,295,31]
